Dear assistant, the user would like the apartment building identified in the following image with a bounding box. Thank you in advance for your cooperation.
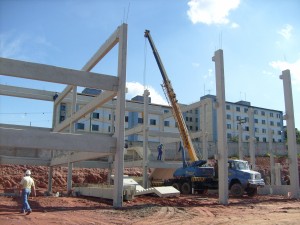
[58,89,284,143]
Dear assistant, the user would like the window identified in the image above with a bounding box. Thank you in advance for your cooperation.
[60,103,66,111]
[108,126,111,132]
[195,109,199,114]
[254,110,258,115]
[270,112,274,117]
[227,114,231,120]
[254,119,258,123]
[262,120,266,125]
[263,137,267,142]
[125,116,128,122]
[226,105,230,110]
[76,123,84,130]
[244,108,248,113]
[256,137,259,142]
[189,117,193,122]
[195,126,198,131]
[150,119,156,125]
[262,128,266,134]
[276,114,281,118]
[261,111,265,116]
[175,122,178,128]
[236,107,240,112]
[255,128,259,133]
[186,117,189,121]
[195,118,198,122]
[164,121,170,127]
[277,122,281,127]
[138,118,143,124]
[227,133,232,139]
[189,126,193,131]
[245,126,249,131]
[270,121,274,126]
[277,130,282,135]
[236,116,241,120]
[227,124,232,129]
[109,114,111,120]
[92,124,99,131]
[92,112,99,119]
[164,109,169,113]
[59,116,65,122]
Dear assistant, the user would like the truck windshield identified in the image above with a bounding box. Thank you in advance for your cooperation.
[233,161,250,170]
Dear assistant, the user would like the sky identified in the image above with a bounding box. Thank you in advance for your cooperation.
[0,0,299,129]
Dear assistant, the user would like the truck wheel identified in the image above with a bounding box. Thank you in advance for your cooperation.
[230,183,244,197]
[172,183,181,191]
[247,188,257,197]
[181,182,191,195]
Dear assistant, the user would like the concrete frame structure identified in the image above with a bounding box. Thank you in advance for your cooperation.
[0,23,128,207]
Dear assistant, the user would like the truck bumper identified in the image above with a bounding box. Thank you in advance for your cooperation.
[248,179,265,188]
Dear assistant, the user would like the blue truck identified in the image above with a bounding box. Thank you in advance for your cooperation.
[164,159,265,197]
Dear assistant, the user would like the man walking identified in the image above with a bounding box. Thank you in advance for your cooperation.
[19,170,36,215]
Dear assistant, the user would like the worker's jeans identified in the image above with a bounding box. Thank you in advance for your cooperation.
[21,188,31,212]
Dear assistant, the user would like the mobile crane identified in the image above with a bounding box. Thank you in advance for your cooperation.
[144,30,198,162]
[144,30,264,196]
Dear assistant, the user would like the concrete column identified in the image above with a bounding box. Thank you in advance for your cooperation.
[212,49,228,205]
[275,163,282,186]
[280,70,299,198]
[202,103,208,161]
[113,23,127,208]
[70,86,77,133]
[248,108,255,169]
[67,162,73,192]
[143,89,150,188]
[238,123,244,159]
[47,166,53,193]
[269,129,275,185]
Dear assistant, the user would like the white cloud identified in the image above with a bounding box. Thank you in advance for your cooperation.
[187,0,240,25]
[0,33,26,58]
[230,22,240,29]
[277,24,293,40]
[269,58,300,89]
[126,82,168,105]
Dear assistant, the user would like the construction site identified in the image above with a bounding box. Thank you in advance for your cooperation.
[1,23,300,224]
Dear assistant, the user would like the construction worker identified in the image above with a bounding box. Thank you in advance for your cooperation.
[19,170,36,215]
[157,144,163,160]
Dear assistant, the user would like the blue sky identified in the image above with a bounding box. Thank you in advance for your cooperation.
[0,0,299,129]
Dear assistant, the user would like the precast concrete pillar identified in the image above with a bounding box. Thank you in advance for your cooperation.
[47,166,53,193]
[269,129,275,185]
[202,103,208,161]
[280,70,299,198]
[248,108,255,169]
[275,163,282,186]
[212,49,228,205]
[143,89,150,188]
[67,162,73,192]
[238,123,244,159]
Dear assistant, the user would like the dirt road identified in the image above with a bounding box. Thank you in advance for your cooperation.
[1,194,299,225]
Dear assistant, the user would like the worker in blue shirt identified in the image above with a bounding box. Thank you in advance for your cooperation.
[157,144,163,160]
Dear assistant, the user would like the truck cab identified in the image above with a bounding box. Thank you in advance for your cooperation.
[228,160,265,197]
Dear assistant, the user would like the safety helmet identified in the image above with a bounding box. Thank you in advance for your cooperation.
[25,170,31,175]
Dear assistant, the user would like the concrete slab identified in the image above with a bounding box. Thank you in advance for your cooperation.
[135,186,180,198]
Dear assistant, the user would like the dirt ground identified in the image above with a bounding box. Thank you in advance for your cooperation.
[0,194,299,225]
[1,157,299,224]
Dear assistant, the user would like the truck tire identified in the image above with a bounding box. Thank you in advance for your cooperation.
[181,182,191,195]
[230,183,244,197]
[247,187,257,197]
[172,183,181,191]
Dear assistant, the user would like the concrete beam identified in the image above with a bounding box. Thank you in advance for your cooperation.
[0,125,116,153]
[53,91,116,132]
[0,155,49,166]
[162,101,202,119]
[73,161,110,169]
[0,57,118,91]
[125,125,144,136]
[50,152,108,166]
[0,84,56,101]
